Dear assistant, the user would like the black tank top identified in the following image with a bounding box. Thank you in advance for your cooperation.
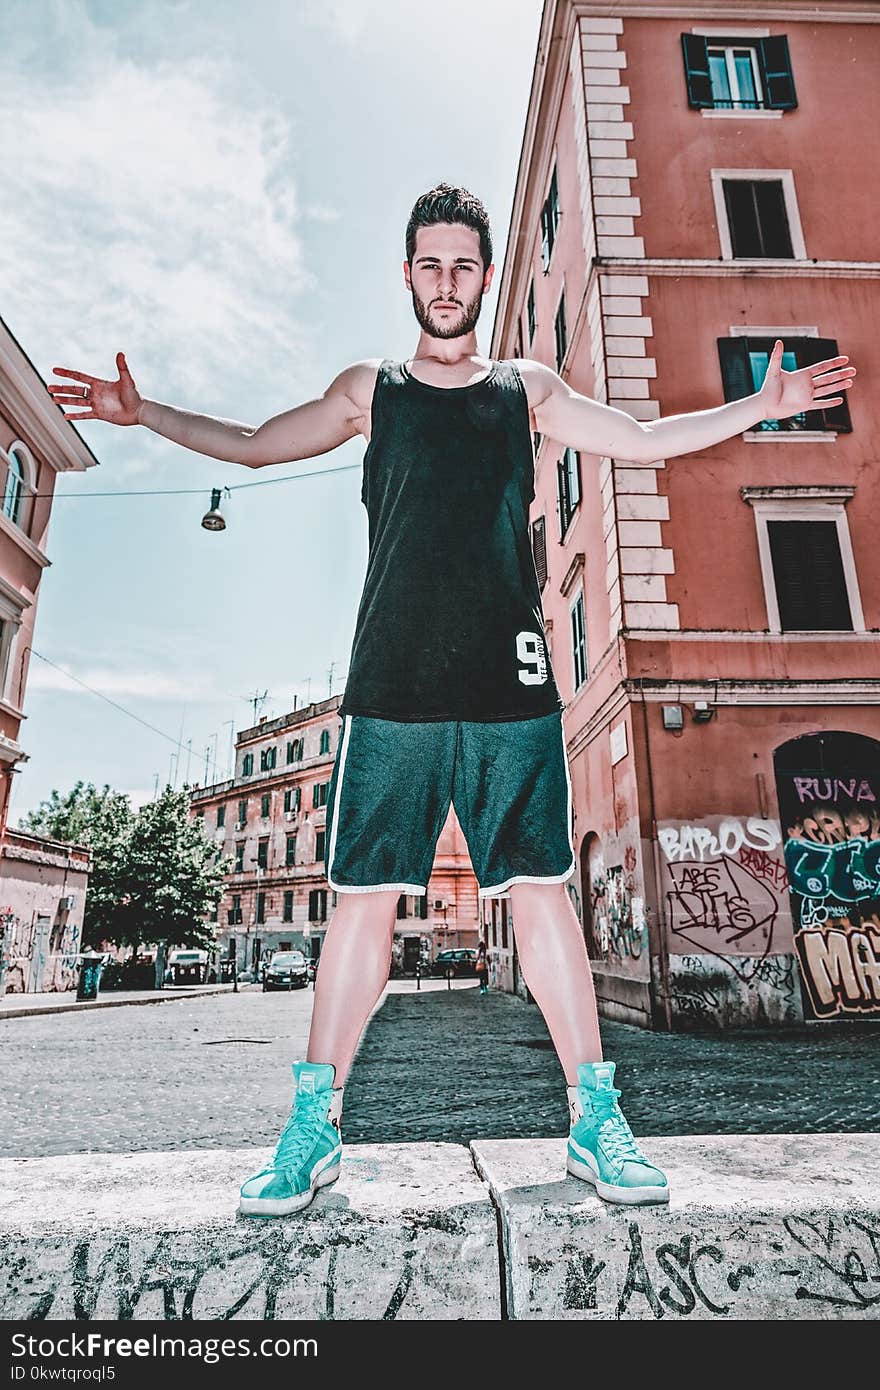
[338,358,565,723]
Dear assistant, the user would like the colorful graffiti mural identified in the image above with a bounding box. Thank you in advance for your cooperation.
[582,832,648,966]
[775,733,880,1020]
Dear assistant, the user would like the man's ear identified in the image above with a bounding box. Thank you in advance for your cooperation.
[483,263,495,293]
[403,258,411,290]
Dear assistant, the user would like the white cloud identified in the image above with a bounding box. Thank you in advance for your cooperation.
[0,19,315,479]
[26,661,229,704]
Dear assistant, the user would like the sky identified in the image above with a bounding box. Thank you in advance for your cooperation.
[1,0,544,824]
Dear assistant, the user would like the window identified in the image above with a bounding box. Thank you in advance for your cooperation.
[682,34,796,111]
[501,900,509,950]
[286,833,297,866]
[557,448,581,538]
[570,589,588,690]
[242,752,254,776]
[286,741,295,764]
[260,746,277,772]
[554,290,567,369]
[283,890,294,922]
[541,165,560,269]
[235,843,245,872]
[216,804,226,828]
[256,891,266,925]
[237,798,247,827]
[313,781,329,808]
[228,895,243,925]
[718,336,851,434]
[420,893,428,920]
[397,894,407,920]
[527,280,536,343]
[2,448,27,526]
[195,808,204,821]
[284,785,301,812]
[308,888,327,922]
[515,320,524,359]
[531,515,548,590]
[767,521,853,632]
[287,737,304,762]
[315,829,326,863]
[260,792,270,818]
[257,838,269,870]
[722,179,792,258]
[319,729,331,755]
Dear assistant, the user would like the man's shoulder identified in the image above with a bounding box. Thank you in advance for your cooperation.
[505,357,562,410]
[330,358,386,413]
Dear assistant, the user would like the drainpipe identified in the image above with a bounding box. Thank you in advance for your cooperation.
[639,689,672,1030]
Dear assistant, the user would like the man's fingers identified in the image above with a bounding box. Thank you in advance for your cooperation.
[51,367,95,383]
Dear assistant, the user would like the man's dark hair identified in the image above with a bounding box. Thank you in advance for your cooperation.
[405,183,493,273]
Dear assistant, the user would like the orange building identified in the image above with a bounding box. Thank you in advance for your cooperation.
[490,1,880,1026]
[0,315,99,992]
[189,695,481,976]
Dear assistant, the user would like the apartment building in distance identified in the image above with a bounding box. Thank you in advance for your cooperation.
[189,695,482,976]
[490,1,880,1027]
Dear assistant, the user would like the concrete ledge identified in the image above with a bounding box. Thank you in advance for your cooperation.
[4,1137,879,1320]
[471,1134,880,1320]
[0,1145,500,1320]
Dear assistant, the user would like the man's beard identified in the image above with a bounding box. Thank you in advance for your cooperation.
[411,286,483,339]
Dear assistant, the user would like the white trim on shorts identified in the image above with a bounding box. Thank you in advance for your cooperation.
[477,711,577,899]
[325,713,427,896]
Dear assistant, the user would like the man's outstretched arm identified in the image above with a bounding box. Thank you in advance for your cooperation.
[47,352,372,468]
[526,340,856,464]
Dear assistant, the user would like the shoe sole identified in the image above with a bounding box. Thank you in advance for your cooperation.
[566,1153,669,1206]
[238,1160,341,1218]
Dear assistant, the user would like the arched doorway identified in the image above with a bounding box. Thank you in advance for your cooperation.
[579,831,603,960]
[774,731,880,1020]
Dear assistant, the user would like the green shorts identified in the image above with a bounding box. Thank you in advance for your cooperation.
[324,710,576,899]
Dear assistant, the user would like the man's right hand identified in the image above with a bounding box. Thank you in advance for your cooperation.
[46,351,143,426]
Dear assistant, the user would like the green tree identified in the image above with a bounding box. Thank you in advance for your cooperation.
[20,781,229,952]
[112,785,228,952]
[20,781,135,947]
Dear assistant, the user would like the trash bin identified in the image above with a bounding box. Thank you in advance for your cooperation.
[76,952,105,1001]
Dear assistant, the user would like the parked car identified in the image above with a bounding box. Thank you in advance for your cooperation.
[307,958,319,983]
[432,948,478,978]
[167,949,209,986]
[263,950,309,991]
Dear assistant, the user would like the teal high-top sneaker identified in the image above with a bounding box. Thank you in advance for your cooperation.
[239,1060,343,1217]
[566,1060,669,1205]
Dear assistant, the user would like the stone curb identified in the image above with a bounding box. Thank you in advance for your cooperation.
[0,985,235,1021]
[2,1136,879,1320]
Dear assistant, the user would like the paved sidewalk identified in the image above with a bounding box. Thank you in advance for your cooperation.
[0,983,237,1019]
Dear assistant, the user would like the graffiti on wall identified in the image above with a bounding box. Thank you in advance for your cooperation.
[775,738,880,1020]
[656,817,794,1013]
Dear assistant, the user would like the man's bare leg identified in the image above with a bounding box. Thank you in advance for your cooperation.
[508,880,602,1084]
[306,888,400,1084]
[509,879,668,1203]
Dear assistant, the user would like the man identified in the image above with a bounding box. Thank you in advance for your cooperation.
[48,183,855,1218]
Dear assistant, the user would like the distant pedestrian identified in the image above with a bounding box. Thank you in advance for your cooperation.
[476,939,489,995]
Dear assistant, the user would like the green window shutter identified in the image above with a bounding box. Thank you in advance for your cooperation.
[717,337,752,402]
[798,338,852,433]
[757,35,797,110]
[681,33,713,108]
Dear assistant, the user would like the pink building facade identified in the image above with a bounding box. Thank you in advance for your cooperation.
[0,314,99,992]
[189,695,483,975]
[491,1,880,1027]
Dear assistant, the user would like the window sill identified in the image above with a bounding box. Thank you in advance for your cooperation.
[742,430,838,443]
[700,108,782,120]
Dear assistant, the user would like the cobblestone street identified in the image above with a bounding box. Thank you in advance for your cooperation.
[1,981,878,1158]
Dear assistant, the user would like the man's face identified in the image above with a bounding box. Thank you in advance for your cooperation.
[405,223,493,341]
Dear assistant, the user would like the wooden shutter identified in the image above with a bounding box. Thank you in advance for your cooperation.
[681,34,713,108]
[767,520,853,631]
[717,337,752,401]
[757,36,797,110]
[799,338,853,433]
[531,514,548,589]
